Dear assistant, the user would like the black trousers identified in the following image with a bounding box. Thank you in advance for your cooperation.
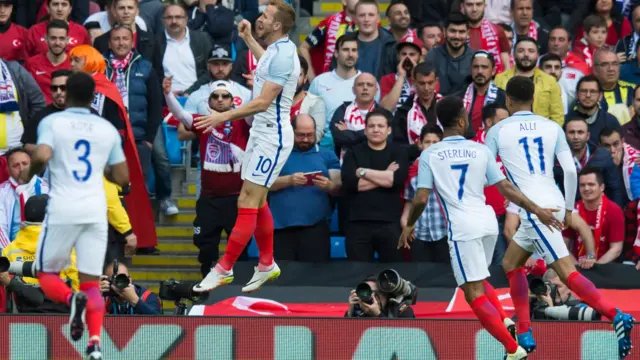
[410,237,449,263]
[193,195,248,277]
[105,225,125,267]
[273,221,331,262]
[346,221,402,262]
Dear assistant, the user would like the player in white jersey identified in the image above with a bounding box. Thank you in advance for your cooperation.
[192,0,300,293]
[400,96,562,360]
[22,72,129,360]
[485,76,635,358]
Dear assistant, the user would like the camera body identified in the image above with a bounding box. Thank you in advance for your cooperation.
[352,269,418,317]
[105,260,130,297]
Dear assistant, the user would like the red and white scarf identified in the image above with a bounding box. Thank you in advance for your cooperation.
[576,195,609,258]
[399,28,418,43]
[479,20,505,74]
[110,51,134,109]
[622,143,639,201]
[526,21,538,40]
[323,10,352,73]
[462,82,499,113]
[247,50,258,75]
[407,94,442,144]
[579,38,596,68]
[344,101,374,130]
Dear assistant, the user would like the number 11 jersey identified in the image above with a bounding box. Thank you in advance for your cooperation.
[484,111,569,216]
[417,135,506,241]
[37,107,126,225]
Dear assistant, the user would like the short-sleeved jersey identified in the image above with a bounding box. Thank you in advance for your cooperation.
[252,36,301,134]
[485,111,570,215]
[418,136,505,241]
[37,108,126,225]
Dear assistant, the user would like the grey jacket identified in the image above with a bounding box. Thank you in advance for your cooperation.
[425,45,474,97]
[4,61,45,127]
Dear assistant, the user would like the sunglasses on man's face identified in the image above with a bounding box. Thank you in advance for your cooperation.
[50,85,67,92]
[211,93,232,100]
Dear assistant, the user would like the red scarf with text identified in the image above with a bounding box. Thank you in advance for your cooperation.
[407,94,442,144]
[479,20,505,74]
[344,101,374,130]
[323,10,352,73]
[576,195,609,258]
[527,21,538,39]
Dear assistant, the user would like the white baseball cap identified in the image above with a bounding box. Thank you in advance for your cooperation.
[210,80,235,98]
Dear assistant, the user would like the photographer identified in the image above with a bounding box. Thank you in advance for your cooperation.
[345,275,416,318]
[100,261,161,315]
[531,269,600,321]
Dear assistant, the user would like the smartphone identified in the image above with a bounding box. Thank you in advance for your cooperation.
[303,171,322,186]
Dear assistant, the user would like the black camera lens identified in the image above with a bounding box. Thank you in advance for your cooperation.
[113,274,130,290]
[529,277,548,296]
[355,282,373,304]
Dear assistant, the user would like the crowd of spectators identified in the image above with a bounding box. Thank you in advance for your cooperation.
[0,0,638,314]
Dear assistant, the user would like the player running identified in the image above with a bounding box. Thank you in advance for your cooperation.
[24,72,129,360]
[192,0,300,293]
[485,76,635,358]
[400,96,563,360]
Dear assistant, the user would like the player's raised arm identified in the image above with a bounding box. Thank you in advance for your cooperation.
[238,19,266,61]
[554,125,578,214]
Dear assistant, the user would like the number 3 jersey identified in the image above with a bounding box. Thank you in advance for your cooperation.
[37,108,126,225]
[484,111,572,216]
[417,135,505,241]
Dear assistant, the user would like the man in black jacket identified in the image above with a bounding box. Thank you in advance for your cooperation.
[153,3,212,96]
[555,116,624,207]
[341,109,408,262]
[92,0,155,61]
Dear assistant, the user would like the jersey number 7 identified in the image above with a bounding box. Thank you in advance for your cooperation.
[518,136,546,175]
[450,164,469,200]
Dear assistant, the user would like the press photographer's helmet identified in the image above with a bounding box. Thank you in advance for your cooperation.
[24,194,49,223]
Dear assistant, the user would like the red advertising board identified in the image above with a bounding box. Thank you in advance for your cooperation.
[0,315,636,359]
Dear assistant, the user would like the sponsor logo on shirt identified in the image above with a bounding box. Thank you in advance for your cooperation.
[35,71,47,75]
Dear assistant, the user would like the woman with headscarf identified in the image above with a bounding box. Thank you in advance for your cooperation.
[68,44,157,250]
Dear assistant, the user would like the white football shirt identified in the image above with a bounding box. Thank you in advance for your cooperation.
[251,36,300,134]
[418,135,505,241]
[37,108,126,224]
[485,110,571,215]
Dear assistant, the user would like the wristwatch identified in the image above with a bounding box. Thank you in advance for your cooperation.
[359,169,367,178]
[586,253,596,260]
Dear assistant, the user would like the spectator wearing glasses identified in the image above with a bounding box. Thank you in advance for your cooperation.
[163,77,250,277]
[93,0,155,62]
[24,20,72,105]
[268,114,341,262]
[0,0,27,62]
[153,3,212,97]
[593,48,635,115]
[566,75,621,144]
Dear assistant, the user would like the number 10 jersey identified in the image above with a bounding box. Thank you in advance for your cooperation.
[37,107,126,224]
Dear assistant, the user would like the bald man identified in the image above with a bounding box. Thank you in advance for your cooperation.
[330,72,393,159]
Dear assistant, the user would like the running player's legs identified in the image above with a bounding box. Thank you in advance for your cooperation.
[448,237,521,355]
[35,223,79,305]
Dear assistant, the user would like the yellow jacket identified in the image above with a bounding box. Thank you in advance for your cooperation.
[1,225,79,291]
[495,68,565,126]
[104,178,132,236]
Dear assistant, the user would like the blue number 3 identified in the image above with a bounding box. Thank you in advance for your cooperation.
[73,139,92,182]
[450,164,469,200]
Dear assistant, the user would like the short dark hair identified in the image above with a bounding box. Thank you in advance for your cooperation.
[498,23,513,33]
[564,114,588,128]
[549,25,572,41]
[51,69,71,80]
[579,166,604,185]
[412,60,437,78]
[5,147,29,165]
[505,76,535,104]
[482,102,508,123]
[420,124,443,141]
[436,96,466,129]
[163,2,187,16]
[47,19,69,34]
[365,108,392,126]
[576,75,603,94]
[514,36,538,51]
[599,126,621,139]
[84,21,101,31]
[583,14,607,33]
[472,50,495,68]
[385,0,404,17]
[419,22,442,38]
[335,33,359,52]
[66,72,96,107]
[445,12,467,29]
[298,55,309,76]
[539,53,562,67]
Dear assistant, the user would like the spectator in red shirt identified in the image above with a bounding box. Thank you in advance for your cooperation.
[162,77,250,277]
[573,15,608,70]
[25,0,90,58]
[0,0,26,62]
[460,0,511,74]
[24,20,71,104]
[564,167,625,264]
[547,26,590,76]
[575,0,632,49]
[379,37,423,112]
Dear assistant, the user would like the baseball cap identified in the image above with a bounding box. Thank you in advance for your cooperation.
[24,194,49,223]
[208,44,233,63]
[396,35,424,53]
[209,80,235,98]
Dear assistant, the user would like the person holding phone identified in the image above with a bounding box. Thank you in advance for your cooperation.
[268,114,342,262]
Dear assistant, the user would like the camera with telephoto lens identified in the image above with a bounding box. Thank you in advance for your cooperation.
[159,279,207,315]
[105,260,130,297]
[0,257,38,278]
[353,269,418,317]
